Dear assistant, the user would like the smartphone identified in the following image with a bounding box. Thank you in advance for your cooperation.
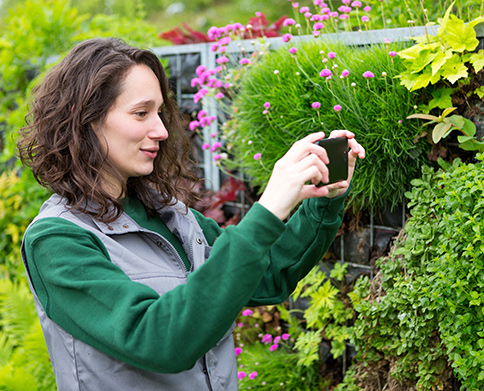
[314,137,348,185]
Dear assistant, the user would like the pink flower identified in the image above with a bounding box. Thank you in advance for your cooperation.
[249,372,258,380]
[190,78,201,88]
[218,36,231,46]
[216,56,229,64]
[210,141,222,152]
[282,333,290,340]
[338,5,352,13]
[239,58,252,65]
[215,92,225,100]
[283,18,296,27]
[363,5,371,12]
[292,2,299,8]
[195,65,206,75]
[319,68,333,78]
[330,11,339,17]
[361,15,370,23]
[189,120,200,131]
[262,109,269,115]
[210,43,219,53]
[312,102,321,109]
[242,309,253,316]
[327,51,336,59]
[311,14,322,21]
[238,371,247,380]
[341,69,350,77]
[274,336,281,344]
[313,22,324,30]
[263,102,271,110]
[351,0,362,7]
[342,0,350,4]
[384,38,391,44]
[300,6,310,13]
[261,334,272,344]
[270,344,279,351]
[363,71,375,78]
[289,47,298,54]
[389,51,398,57]
[255,11,262,17]
[321,14,330,20]
[214,80,223,88]
[339,14,348,20]
[202,143,210,150]
[304,12,312,18]
[321,7,331,13]
[334,104,342,112]
[283,33,293,42]
[197,110,208,119]
[253,153,262,160]
[213,154,222,161]
[235,347,243,357]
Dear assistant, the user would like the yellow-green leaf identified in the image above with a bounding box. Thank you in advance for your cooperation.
[470,50,484,73]
[443,15,479,52]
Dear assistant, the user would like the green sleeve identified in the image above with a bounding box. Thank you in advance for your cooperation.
[24,204,285,374]
[192,193,346,306]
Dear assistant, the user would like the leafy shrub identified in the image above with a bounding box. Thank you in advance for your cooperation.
[0,170,50,280]
[218,39,429,213]
[342,157,484,390]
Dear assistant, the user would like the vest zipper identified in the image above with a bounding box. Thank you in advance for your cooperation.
[148,231,192,276]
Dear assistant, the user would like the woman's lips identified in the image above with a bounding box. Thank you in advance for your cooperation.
[140,148,158,159]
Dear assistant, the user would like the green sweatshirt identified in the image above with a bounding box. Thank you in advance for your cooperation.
[23,194,346,372]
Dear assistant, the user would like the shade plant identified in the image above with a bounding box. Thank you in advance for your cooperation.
[338,157,484,390]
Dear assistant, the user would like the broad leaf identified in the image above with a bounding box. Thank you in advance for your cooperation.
[470,50,484,73]
[433,121,452,143]
[461,118,476,137]
[429,88,453,110]
[443,15,479,52]
[441,55,468,84]
[447,115,465,129]
[431,50,453,75]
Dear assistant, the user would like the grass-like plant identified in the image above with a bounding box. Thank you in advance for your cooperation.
[219,38,429,213]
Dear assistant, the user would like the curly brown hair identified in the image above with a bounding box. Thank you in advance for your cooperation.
[18,37,199,223]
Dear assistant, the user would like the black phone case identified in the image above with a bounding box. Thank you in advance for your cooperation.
[314,137,348,184]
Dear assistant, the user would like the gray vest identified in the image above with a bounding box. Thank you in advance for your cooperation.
[21,194,238,391]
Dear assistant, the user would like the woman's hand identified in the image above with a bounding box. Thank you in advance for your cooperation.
[258,131,365,221]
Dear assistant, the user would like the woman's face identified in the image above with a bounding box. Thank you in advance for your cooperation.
[97,64,168,184]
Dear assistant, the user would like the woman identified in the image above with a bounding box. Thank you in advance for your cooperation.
[18,38,365,391]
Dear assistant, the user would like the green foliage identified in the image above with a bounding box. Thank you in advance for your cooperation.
[408,107,484,151]
[0,170,50,281]
[286,264,354,365]
[398,4,484,106]
[221,39,429,213]
[0,0,161,164]
[344,157,484,389]
[0,279,54,391]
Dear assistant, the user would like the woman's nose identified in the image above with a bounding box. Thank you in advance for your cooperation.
[149,114,169,140]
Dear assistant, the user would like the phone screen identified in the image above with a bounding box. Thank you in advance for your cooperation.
[314,137,349,185]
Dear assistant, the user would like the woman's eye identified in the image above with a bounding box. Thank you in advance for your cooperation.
[135,111,148,118]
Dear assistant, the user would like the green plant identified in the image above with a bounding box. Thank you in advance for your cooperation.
[407,106,484,151]
[0,170,50,281]
[288,264,353,365]
[342,157,484,390]
[0,279,54,391]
